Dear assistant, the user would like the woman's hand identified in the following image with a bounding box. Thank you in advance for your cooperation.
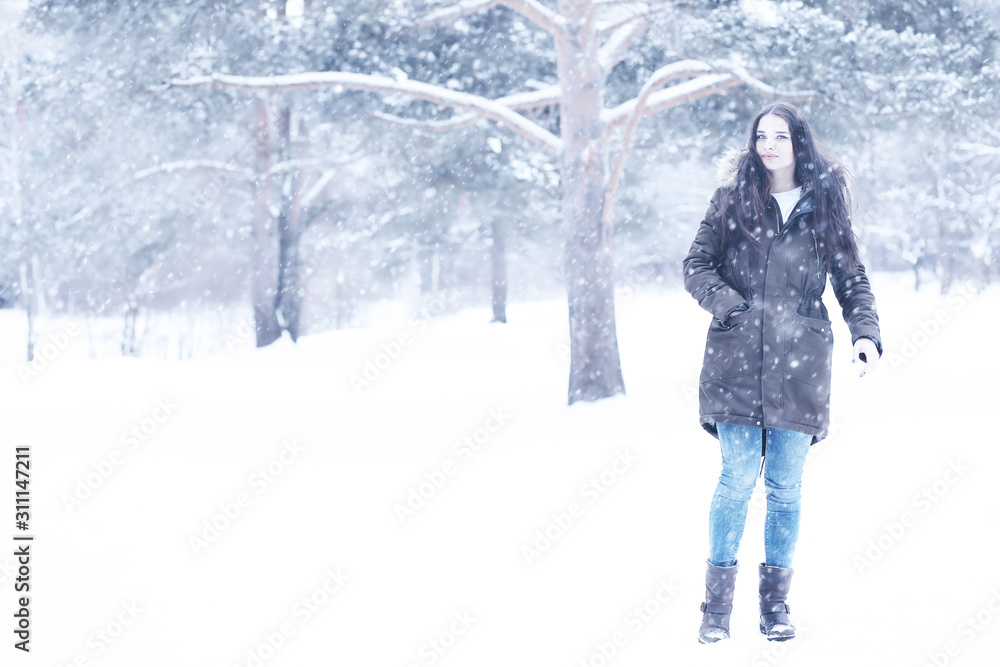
[721,302,750,328]
[852,338,880,377]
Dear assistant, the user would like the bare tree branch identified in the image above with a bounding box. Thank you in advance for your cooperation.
[302,168,338,211]
[414,0,498,29]
[602,67,738,224]
[599,58,818,224]
[592,0,669,7]
[499,85,562,110]
[639,73,741,114]
[160,72,562,153]
[369,83,560,132]
[301,171,346,230]
[136,158,358,183]
[415,0,566,33]
[602,60,717,128]
[954,141,1000,157]
[603,61,818,129]
[499,0,566,34]
[979,122,1000,143]
[373,110,483,132]
[263,158,351,178]
[58,160,252,229]
[596,7,663,37]
[723,64,820,102]
[598,14,651,71]
[133,160,253,183]
[65,154,366,230]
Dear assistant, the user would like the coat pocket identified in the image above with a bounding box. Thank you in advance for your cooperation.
[782,312,834,428]
[701,315,755,382]
[785,312,834,386]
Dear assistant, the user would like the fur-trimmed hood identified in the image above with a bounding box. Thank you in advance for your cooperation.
[713,147,849,193]
[714,147,745,189]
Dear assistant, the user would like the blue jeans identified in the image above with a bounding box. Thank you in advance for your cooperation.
[708,423,811,569]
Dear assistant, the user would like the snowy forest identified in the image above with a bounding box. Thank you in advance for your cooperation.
[2,0,999,400]
[4,2,1000,666]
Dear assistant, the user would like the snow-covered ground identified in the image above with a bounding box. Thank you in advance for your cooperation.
[3,272,999,667]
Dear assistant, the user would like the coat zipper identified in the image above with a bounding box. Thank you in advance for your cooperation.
[775,190,806,237]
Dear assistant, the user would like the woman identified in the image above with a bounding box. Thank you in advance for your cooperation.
[683,102,882,643]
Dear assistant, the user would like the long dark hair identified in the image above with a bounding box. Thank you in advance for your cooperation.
[716,102,861,270]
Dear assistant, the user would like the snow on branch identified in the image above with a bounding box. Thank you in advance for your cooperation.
[638,72,740,114]
[498,85,561,110]
[160,72,562,154]
[593,0,670,7]
[373,110,482,132]
[133,160,254,182]
[598,15,651,72]
[602,60,719,128]
[723,64,819,103]
[978,123,1000,143]
[415,0,565,33]
[603,61,818,129]
[370,85,560,132]
[600,59,816,224]
[499,0,566,34]
[954,142,1000,157]
[263,158,347,178]
[597,6,664,37]
[602,66,738,224]
[59,160,252,229]
[414,0,499,29]
[302,169,338,211]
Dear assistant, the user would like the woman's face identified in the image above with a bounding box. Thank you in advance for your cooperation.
[755,113,796,186]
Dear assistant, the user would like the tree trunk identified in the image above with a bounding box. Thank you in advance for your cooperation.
[418,245,440,299]
[490,218,507,323]
[556,0,625,403]
[9,50,35,361]
[335,265,348,329]
[932,167,953,296]
[274,107,304,341]
[19,259,35,362]
[121,299,138,356]
[251,99,282,346]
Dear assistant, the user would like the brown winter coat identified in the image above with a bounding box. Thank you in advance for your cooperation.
[683,172,882,444]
